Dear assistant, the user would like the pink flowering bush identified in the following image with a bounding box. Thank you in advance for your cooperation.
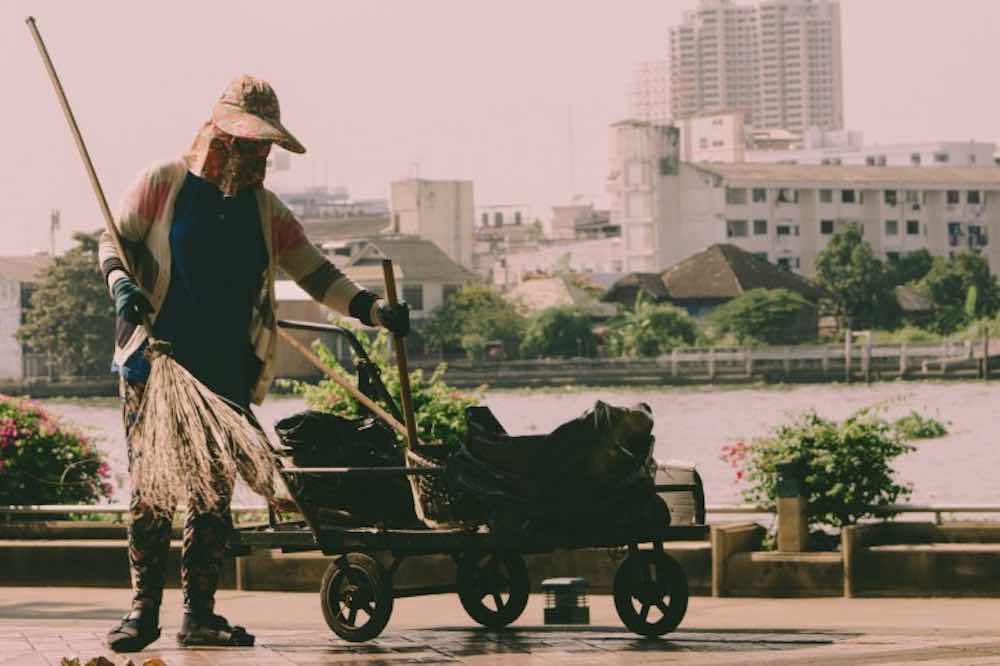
[0,395,113,504]
[721,409,913,529]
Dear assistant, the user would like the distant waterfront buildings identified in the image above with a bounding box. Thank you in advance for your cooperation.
[390,179,475,270]
[669,0,844,133]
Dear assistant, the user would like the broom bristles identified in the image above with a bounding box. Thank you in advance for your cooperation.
[129,354,277,516]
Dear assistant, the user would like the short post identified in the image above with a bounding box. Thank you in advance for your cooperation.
[821,345,830,375]
[782,345,791,377]
[863,333,872,385]
[844,328,853,384]
[542,578,589,625]
[983,328,990,383]
[708,347,716,380]
[899,343,908,377]
[776,457,809,553]
[745,347,753,378]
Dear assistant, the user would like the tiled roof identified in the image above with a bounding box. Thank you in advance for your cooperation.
[300,215,391,243]
[347,237,474,284]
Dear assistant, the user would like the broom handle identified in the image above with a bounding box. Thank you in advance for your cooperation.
[275,327,408,437]
[25,17,152,333]
[381,260,421,449]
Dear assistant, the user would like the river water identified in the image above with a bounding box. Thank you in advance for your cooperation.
[39,381,993,507]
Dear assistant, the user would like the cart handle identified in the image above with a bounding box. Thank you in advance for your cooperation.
[278,319,370,361]
[280,466,443,476]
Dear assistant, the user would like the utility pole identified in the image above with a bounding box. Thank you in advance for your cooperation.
[50,210,60,256]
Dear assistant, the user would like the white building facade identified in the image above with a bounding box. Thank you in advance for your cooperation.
[627,60,671,125]
[747,138,998,167]
[612,159,1000,276]
[390,179,474,269]
[669,0,844,133]
[475,204,533,229]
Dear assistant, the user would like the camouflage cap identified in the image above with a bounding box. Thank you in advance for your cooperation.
[211,75,306,154]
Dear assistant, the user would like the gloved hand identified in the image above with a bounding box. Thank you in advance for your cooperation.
[112,277,153,325]
[376,300,410,337]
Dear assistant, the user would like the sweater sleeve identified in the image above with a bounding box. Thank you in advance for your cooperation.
[98,161,175,294]
[267,192,373,318]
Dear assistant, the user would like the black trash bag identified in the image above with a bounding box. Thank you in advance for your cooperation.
[274,411,417,526]
[448,401,668,530]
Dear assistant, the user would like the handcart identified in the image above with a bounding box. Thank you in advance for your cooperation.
[230,320,709,642]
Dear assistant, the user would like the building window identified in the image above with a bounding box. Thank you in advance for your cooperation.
[910,152,921,165]
[481,212,488,226]
[886,251,900,263]
[752,188,767,202]
[726,219,748,237]
[946,190,960,205]
[885,220,898,236]
[970,225,988,247]
[514,211,523,225]
[776,224,794,236]
[948,222,962,247]
[494,212,504,226]
[753,219,768,235]
[883,190,897,206]
[934,152,950,163]
[725,188,748,205]
[906,220,920,235]
[776,188,798,204]
[443,284,461,302]
[968,191,982,205]
[905,190,921,208]
[820,219,834,235]
[776,257,792,270]
[841,189,855,204]
[402,285,424,311]
[819,189,833,203]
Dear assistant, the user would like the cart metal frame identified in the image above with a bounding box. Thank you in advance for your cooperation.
[230,320,709,642]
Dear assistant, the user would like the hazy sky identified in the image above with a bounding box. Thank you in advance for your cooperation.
[3,0,999,255]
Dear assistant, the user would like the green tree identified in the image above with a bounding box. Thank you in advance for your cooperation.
[709,288,817,345]
[814,225,899,329]
[886,248,934,286]
[607,298,697,358]
[423,284,526,359]
[917,250,1000,333]
[520,306,597,358]
[17,232,114,376]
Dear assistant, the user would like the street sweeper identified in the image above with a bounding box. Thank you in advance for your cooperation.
[98,75,410,651]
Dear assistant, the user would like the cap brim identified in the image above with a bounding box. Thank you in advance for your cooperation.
[212,104,306,154]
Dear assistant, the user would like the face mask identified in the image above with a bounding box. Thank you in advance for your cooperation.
[186,121,272,196]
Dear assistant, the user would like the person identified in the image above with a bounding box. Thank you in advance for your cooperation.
[99,75,409,652]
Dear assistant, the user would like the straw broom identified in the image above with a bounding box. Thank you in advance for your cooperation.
[26,17,275,515]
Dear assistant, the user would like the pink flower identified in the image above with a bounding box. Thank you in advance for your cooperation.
[97,462,111,479]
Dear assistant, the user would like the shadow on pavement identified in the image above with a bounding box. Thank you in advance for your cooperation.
[0,600,123,620]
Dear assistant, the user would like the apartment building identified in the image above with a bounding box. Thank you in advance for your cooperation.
[390,179,474,270]
[627,60,671,125]
[669,0,843,133]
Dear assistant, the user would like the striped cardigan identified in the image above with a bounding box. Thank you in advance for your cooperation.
[98,159,370,405]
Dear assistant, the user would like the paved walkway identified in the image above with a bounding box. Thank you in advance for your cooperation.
[2,588,1000,664]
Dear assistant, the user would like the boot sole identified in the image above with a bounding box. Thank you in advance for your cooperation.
[108,627,161,653]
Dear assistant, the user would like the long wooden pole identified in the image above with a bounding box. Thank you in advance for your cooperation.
[275,327,408,437]
[381,260,421,449]
[25,17,153,333]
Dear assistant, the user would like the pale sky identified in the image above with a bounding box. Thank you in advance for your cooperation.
[2,0,999,255]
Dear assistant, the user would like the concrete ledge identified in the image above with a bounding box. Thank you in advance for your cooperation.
[0,540,236,589]
[724,551,843,597]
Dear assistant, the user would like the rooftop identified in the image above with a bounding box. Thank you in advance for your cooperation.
[0,255,54,283]
[693,162,1000,188]
[346,236,474,284]
[299,215,391,244]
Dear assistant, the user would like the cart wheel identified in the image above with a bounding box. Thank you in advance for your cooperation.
[457,552,530,629]
[613,549,689,638]
[320,553,393,642]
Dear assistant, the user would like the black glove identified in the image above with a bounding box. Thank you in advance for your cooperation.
[112,277,153,325]
[377,300,410,337]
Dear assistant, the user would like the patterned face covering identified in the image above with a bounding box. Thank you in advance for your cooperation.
[185,121,272,196]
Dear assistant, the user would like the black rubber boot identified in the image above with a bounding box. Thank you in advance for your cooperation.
[176,612,255,647]
[107,606,161,653]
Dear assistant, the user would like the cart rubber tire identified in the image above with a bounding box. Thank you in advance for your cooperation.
[613,549,689,637]
[320,553,393,642]
[457,552,530,629]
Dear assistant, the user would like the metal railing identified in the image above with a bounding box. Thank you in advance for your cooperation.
[707,503,1000,525]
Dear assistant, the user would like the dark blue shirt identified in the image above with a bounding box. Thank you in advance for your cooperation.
[118,172,268,407]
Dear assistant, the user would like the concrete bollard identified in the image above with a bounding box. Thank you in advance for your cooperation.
[776,458,809,552]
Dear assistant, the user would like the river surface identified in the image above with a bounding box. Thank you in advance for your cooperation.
[39,381,993,507]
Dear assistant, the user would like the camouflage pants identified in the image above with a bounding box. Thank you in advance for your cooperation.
[122,378,234,615]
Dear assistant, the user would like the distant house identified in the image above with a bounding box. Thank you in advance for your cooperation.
[504,275,617,320]
[273,237,474,377]
[602,243,827,317]
[0,255,54,381]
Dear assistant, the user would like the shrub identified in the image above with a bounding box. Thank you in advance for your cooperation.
[423,284,526,359]
[720,408,913,529]
[917,251,1000,333]
[709,288,816,345]
[607,298,698,358]
[520,306,597,358]
[893,412,948,440]
[0,395,113,504]
[289,323,484,449]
